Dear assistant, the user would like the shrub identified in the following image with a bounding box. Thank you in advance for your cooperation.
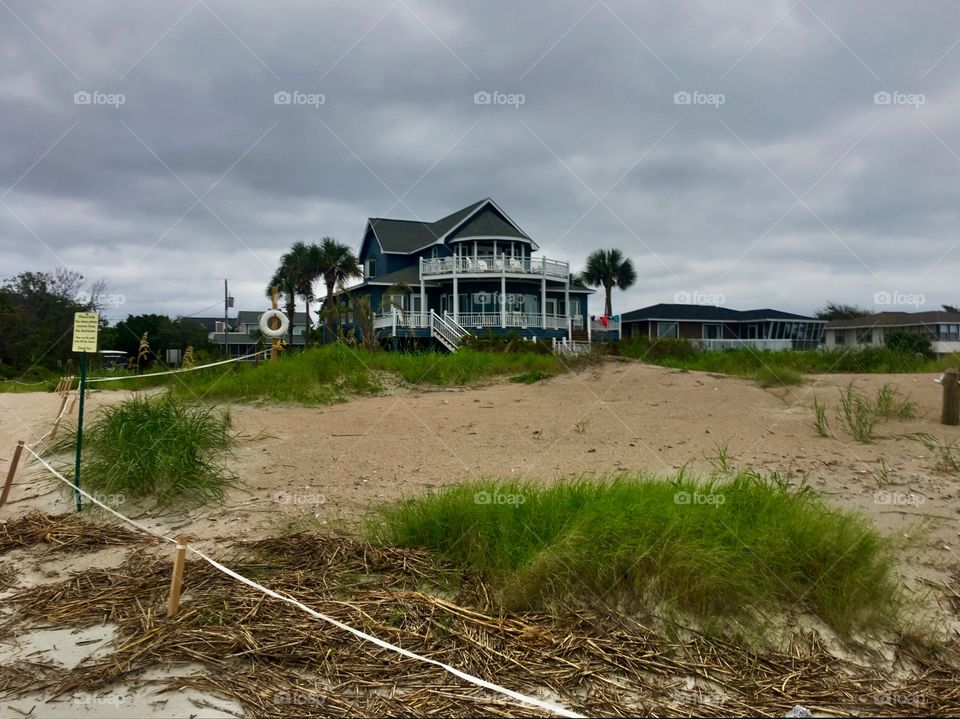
[884,331,933,359]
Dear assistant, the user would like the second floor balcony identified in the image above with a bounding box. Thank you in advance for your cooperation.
[420,254,570,280]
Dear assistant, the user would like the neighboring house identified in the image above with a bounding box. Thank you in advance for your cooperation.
[197,311,309,357]
[341,198,611,350]
[824,311,960,357]
[620,304,825,350]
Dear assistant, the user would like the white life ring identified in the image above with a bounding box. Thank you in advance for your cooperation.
[259,309,289,339]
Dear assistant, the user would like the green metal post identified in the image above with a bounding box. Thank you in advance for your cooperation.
[74,351,87,511]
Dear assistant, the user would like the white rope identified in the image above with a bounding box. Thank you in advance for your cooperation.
[26,388,79,449]
[22,446,176,546]
[85,350,269,384]
[17,445,583,719]
[0,379,54,386]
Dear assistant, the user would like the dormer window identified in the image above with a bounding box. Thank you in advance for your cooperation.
[365,259,377,278]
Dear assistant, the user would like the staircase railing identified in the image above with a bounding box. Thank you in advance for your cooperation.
[430,310,466,351]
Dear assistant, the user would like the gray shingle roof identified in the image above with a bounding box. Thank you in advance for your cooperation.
[368,199,531,253]
[621,303,821,323]
[826,311,960,329]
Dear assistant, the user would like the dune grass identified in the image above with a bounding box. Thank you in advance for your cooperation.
[102,344,568,405]
[49,394,235,507]
[616,338,956,386]
[370,472,903,638]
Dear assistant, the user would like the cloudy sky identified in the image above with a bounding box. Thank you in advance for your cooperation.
[2,0,959,321]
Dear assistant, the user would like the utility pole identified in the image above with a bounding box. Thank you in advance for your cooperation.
[223,279,234,358]
[224,279,229,357]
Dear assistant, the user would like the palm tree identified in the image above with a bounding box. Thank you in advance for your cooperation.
[580,249,637,317]
[286,241,320,347]
[315,237,362,343]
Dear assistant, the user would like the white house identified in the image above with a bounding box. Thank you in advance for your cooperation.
[824,311,960,357]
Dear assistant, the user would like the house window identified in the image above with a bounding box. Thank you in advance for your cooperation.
[657,322,678,338]
[215,321,225,332]
[382,293,406,313]
[703,323,722,340]
[856,329,872,344]
[834,331,845,345]
[939,324,960,341]
[364,259,377,278]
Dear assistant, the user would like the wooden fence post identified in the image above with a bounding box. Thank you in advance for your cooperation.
[942,368,959,426]
[166,535,188,618]
[0,441,25,508]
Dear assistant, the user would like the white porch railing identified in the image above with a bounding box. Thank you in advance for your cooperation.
[553,338,591,356]
[373,310,429,330]
[693,339,793,351]
[455,312,579,330]
[421,254,570,279]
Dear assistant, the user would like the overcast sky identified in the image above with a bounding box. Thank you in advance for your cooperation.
[2,0,959,321]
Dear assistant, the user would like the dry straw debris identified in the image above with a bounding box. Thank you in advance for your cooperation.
[0,515,957,717]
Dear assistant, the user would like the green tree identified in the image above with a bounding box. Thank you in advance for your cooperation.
[315,237,362,343]
[0,269,94,371]
[579,249,637,317]
[816,302,870,320]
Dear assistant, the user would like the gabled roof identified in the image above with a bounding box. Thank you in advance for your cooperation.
[364,198,536,255]
[620,303,821,323]
[826,311,960,329]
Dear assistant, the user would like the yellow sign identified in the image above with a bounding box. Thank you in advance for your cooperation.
[72,312,100,353]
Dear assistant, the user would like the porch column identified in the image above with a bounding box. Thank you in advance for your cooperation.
[564,277,570,337]
[501,260,507,329]
[540,269,547,330]
[452,252,458,323]
[419,257,426,328]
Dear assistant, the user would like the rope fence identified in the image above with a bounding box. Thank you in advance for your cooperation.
[5,413,583,718]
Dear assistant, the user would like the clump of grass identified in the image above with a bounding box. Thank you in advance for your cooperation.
[837,383,880,443]
[812,398,830,437]
[49,395,235,507]
[831,383,917,443]
[706,441,734,473]
[749,365,804,388]
[914,434,960,474]
[873,383,917,419]
[510,370,552,384]
[370,472,903,638]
